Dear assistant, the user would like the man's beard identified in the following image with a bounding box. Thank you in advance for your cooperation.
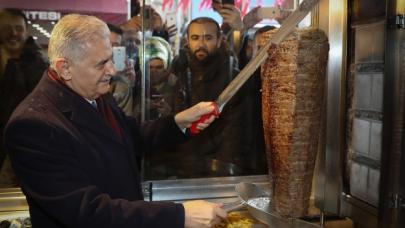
[191,48,219,66]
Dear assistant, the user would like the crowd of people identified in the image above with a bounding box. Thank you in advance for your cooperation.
[0,0,278,183]
[0,1,283,227]
[117,2,271,179]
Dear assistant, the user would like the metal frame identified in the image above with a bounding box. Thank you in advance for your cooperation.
[314,0,348,215]
[316,0,405,227]
[379,0,405,227]
[314,0,380,227]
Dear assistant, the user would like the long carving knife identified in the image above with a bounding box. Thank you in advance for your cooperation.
[190,0,320,134]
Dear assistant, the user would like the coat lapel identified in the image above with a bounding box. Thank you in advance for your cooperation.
[70,103,124,146]
[39,73,125,147]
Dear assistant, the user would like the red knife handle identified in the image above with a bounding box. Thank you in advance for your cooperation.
[190,102,220,135]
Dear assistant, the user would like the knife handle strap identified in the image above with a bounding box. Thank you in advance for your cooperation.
[190,102,220,135]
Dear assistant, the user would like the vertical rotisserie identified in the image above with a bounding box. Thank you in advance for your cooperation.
[261,28,329,218]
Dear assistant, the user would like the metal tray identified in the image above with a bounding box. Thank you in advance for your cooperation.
[235,182,320,228]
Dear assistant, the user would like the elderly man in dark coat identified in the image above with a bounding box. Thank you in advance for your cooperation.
[4,14,225,228]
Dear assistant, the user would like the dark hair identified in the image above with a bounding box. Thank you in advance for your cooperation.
[254,25,276,38]
[0,8,28,26]
[107,23,123,36]
[186,17,221,38]
[131,0,141,17]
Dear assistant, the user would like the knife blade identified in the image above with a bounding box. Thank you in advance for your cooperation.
[190,0,320,135]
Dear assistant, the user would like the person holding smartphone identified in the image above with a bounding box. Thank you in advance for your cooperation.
[212,0,243,34]
[143,36,177,119]
[107,23,138,117]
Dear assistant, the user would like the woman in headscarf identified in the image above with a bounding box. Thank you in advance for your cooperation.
[142,36,176,120]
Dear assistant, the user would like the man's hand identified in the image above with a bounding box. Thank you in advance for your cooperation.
[276,9,293,25]
[121,59,136,86]
[163,23,177,39]
[218,4,243,31]
[174,102,217,131]
[183,200,227,228]
[243,6,262,31]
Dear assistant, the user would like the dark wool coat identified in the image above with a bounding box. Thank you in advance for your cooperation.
[4,72,186,228]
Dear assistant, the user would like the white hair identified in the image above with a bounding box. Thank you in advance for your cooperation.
[48,14,110,68]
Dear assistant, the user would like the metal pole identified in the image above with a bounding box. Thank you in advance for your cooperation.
[320,211,325,228]
[141,0,146,122]
[127,0,131,20]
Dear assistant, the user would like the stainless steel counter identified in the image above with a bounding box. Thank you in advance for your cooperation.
[0,188,28,213]
[142,175,271,203]
[0,175,322,228]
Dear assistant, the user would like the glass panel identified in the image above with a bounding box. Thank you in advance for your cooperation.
[0,0,309,187]
[138,0,304,180]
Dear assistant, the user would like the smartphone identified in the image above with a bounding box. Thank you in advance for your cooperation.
[257,7,281,19]
[166,12,177,28]
[222,0,234,5]
[112,46,126,72]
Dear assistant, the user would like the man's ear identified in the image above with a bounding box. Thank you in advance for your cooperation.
[184,37,189,48]
[54,58,72,81]
[216,35,222,48]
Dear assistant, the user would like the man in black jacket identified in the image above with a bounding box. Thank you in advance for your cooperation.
[4,14,225,228]
[0,9,48,186]
[150,17,267,178]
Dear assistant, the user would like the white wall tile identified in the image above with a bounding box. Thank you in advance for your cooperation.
[371,73,383,111]
[354,73,372,110]
[368,168,380,206]
[350,162,368,200]
[353,118,371,155]
[370,121,382,161]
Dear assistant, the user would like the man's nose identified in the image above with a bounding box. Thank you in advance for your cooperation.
[197,37,207,47]
[106,60,116,76]
[10,27,19,36]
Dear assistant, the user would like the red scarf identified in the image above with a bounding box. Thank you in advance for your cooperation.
[96,96,123,140]
[48,69,123,140]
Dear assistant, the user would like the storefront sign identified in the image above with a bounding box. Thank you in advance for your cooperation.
[24,11,61,21]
